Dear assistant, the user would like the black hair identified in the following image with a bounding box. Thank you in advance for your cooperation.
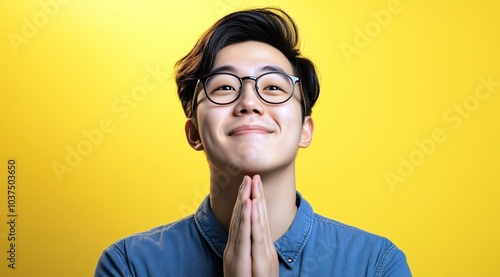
[175,7,320,119]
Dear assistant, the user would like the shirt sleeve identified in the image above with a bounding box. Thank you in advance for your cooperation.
[377,243,412,277]
[94,244,133,277]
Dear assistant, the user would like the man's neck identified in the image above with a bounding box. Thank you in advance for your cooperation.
[209,163,298,242]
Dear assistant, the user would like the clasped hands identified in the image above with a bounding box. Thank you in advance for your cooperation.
[223,175,279,277]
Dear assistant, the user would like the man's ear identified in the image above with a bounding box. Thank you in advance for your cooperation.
[185,119,204,151]
[299,116,314,148]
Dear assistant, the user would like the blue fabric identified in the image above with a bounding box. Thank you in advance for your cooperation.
[95,193,411,276]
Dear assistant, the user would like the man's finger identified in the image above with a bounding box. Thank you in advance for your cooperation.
[251,175,269,227]
[236,198,251,257]
[227,176,250,252]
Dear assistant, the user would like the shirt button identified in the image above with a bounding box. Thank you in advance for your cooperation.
[287,258,293,263]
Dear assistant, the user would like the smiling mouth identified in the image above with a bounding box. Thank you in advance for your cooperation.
[229,125,272,136]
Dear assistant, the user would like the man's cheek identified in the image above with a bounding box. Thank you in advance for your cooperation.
[277,104,301,120]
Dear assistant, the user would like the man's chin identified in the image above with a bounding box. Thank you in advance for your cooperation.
[209,157,272,176]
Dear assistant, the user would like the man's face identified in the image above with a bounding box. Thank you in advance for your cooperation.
[188,41,313,174]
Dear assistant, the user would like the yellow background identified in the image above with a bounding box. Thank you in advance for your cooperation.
[1,0,499,276]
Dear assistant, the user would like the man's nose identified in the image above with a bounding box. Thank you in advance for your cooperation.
[233,80,264,115]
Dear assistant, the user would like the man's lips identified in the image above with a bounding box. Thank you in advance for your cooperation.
[228,125,273,136]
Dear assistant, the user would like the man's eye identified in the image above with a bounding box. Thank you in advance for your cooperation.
[217,85,235,91]
[264,85,281,91]
[262,85,286,94]
[210,85,237,95]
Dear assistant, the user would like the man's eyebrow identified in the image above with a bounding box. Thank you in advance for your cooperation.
[257,65,287,74]
[208,65,288,75]
[209,65,237,75]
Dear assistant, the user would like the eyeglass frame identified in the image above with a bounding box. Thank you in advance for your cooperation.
[191,71,304,117]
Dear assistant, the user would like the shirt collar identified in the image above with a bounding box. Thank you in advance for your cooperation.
[194,196,228,258]
[274,192,314,267]
[194,192,314,267]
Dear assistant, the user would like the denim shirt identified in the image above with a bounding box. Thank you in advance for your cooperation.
[95,193,411,276]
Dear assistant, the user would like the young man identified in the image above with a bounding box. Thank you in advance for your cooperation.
[95,8,412,276]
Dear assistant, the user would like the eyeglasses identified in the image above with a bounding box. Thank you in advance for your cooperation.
[193,72,300,109]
